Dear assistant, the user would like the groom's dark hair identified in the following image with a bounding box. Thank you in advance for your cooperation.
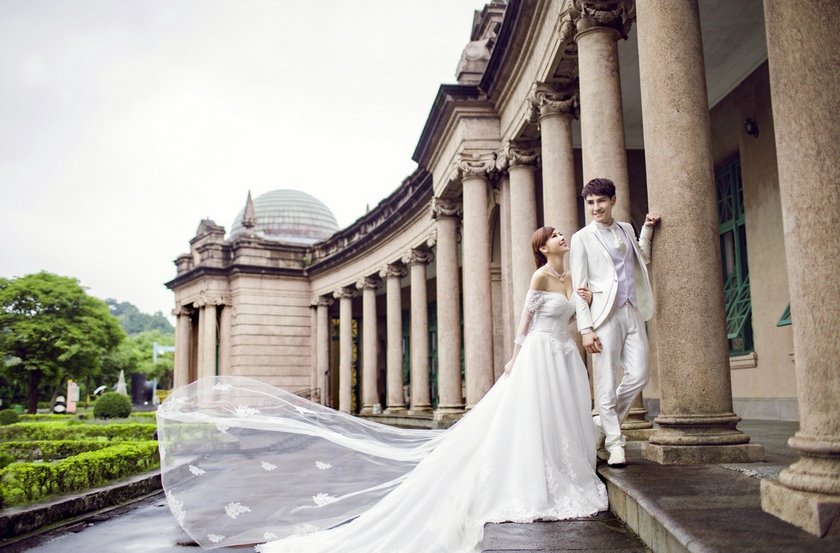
[581,178,616,198]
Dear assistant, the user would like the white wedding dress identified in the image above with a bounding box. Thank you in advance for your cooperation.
[157,290,607,552]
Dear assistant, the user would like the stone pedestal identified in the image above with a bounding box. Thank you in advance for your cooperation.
[432,198,465,418]
[380,263,407,413]
[759,0,840,536]
[574,2,631,223]
[357,276,381,416]
[457,153,496,409]
[315,297,333,406]
[333,287,358,413]
[500,143,539,319]
[635,0,762,464]
[403,249,433,413]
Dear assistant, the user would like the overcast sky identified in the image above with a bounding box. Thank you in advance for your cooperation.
[0,0,488,318]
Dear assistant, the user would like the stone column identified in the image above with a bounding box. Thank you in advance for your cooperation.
[498,143,540,320]
[309,300,318,396]
[498,175,514,361]
[200,303,217,379]
[196,305,205,377]
[403,248,434,413]
[432,198,465,422]
[356,276,381,415]
[573,0,632,223]
[218,304,232,376]
[315,296,333,406]
[456,152,496,408]
[333,287,358,413]
[380,262,408,413]
[635,0,762,465]
[174,308,191,388]
[759,0,840,537]
[530,85,579,240]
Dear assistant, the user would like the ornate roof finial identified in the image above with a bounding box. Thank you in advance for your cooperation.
[242,190,256,233]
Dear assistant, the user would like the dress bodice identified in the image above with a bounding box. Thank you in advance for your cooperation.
[523,291,576,340]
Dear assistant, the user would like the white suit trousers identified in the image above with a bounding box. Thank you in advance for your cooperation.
[593,303,649,449]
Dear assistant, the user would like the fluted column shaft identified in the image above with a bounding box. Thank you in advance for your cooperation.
[404,249,433,412]
[309,303,318,394]
[200,303,217,379]
[635,0,761,465]
[334,288,357,413]
[498,176,514,361]
[174,311,191,388]
[575,7,631,222]
[381,264,407,413]
[459,157,496,408]
[316,298,332,406]
[432,198,464,417]
[503,144,540,320]
[357,277,381,415]
[759,0,840,537]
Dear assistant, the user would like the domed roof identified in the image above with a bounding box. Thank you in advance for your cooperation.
[229,190,339,245]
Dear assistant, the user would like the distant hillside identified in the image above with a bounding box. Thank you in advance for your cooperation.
[106,299,174,335]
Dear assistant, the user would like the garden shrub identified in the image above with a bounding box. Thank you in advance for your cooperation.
[0,440,111,462]
[0,441,159,506]
[0,452,13,470]
[0,422,156,442]
[0,409,19,426]
[93,392,132,419]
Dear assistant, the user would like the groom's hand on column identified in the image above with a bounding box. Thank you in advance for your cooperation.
[644,213,661,227]
[583,332,602,354]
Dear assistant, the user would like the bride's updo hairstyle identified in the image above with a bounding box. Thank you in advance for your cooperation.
[531,226,555,268]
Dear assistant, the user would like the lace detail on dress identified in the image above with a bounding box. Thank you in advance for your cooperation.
[524,289,545,314]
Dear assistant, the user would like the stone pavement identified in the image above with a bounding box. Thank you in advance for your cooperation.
[3,420,838,552]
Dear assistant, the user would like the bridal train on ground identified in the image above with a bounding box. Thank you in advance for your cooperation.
[157,290,607,552]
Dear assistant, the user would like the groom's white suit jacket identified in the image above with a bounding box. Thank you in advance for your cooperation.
[570,221,654,331]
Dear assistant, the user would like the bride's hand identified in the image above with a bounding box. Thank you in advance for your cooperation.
[577,287,593,305]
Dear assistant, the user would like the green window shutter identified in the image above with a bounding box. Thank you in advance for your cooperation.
[777,304,792,327]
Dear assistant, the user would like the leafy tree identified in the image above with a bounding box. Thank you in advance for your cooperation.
[105,299,173,335]
[101,329,174,389]
[0,273,125,413]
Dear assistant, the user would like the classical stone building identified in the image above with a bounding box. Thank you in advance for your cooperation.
[167,0,840,538]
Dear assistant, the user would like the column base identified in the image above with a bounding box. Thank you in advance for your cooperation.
[383,405,407,415]
[624,427,656,442]
[642,442,764,465]
[761,478,840,537]
[433,407,465,428]
[408,404,433,415]
[359,403,381,416]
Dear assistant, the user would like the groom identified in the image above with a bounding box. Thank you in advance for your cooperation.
[570,178,660,467]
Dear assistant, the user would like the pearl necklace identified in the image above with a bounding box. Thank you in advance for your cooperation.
[543,263,565,281]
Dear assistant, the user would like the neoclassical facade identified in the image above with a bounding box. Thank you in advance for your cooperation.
[167,0,840,538]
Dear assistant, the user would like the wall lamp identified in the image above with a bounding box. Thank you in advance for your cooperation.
[744,118,759,138]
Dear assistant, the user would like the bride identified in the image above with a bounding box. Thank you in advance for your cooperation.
[157,227,607,552]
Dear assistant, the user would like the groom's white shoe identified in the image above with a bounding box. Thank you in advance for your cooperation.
[607,444,626,467]
[593,416,609,461]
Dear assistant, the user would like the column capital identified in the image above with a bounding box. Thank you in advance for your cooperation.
[312,295,335,308]
[333,286,359,300]
[529,84,579,120]
[402,247,434,266]
[355,275,382,291]
[431,197,462,220]
[379,261,408,280]
[425,228,438,249]
[572,0,634,39]
[496,142,540,171]
[452,151,497,183]
[172,305,192,317]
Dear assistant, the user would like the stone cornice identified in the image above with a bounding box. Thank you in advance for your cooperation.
[412,85,490,167]
[165,264,307,291]
[306,168,433,275]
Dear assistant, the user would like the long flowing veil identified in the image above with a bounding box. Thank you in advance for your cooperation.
[156,376,443,550]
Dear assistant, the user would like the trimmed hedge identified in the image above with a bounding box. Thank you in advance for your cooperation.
[0,440,112,462]
[0,441,159,507]
[0,410,20,426]
[0,422,156,442]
